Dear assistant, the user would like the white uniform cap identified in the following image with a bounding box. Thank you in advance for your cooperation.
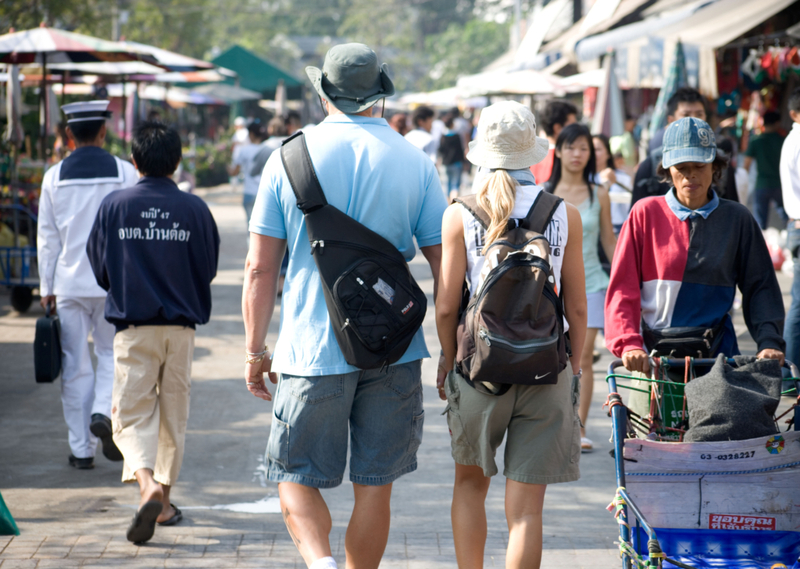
[61,100,112,124]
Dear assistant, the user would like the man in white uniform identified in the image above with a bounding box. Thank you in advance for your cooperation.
[37,101,139,469]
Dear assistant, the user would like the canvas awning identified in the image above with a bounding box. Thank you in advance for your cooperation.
[457,69,564,97]
[653,0,796,48]
[575,1,705,62]
[191,83,261,103]
[210,45,303,98]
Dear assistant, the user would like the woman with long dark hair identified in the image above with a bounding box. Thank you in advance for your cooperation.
[547,123,616,452]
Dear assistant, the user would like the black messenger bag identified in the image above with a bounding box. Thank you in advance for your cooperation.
[280,132,427,370]
[33,305,62,383]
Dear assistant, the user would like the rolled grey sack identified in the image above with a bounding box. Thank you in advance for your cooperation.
[684,354,782,442]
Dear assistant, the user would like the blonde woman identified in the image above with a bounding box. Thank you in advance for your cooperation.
[435,101,587,569]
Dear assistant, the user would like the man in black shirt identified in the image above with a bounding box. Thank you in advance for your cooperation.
[87,121,219,544]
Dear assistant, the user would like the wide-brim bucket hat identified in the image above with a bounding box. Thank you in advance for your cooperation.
[661,116,716,168]
[306,43,395,114]
[466,101,549,170]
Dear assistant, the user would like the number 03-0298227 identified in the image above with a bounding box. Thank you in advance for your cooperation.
[699,451,756,460]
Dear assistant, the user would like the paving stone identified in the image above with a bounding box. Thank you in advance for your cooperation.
[34,560,80,568]
[0,561,39,569]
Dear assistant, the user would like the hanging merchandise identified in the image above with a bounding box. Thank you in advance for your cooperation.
[741,49,765,84]
[717,89,741,116]
[788,46,800,69]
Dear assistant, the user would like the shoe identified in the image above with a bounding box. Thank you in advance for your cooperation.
[68,454,94,469]
[126,500,163,544]
[157,503,183,526]
[592,350,601,364]
[581,437,594,453]
[90,414,124,462]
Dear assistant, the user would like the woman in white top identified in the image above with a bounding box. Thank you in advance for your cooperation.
[435,101,587,569]
[593,133,633,235]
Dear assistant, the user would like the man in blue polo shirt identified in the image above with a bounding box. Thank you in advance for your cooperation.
[242,43,447,569]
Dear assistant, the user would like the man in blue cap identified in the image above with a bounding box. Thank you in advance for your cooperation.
[38,100,138,470]
[242,43,447,569]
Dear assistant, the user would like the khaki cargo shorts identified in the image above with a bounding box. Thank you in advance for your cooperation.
[443,362,581,484]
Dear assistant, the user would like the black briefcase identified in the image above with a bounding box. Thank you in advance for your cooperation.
[33,305,62,383]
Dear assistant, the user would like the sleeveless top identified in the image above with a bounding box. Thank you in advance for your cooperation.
[461,184,569,295]
[578,187,610,294]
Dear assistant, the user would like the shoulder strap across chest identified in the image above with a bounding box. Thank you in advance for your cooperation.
[280,131,328,214]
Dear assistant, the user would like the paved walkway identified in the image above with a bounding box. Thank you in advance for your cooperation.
[0,184,788,568]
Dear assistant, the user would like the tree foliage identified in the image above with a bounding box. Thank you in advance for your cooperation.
[0,0,105,33]
[424,19,510,91]
[1,0,518,93]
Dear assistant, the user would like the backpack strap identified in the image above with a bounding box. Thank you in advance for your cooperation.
[456,191,563,235]
[522,190,563,234]
[280,131,328,214]
[453,195,490,231]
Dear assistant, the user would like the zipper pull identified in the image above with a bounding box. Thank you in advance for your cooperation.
[356,277,367,288]
[341,318,350,332]
[479,328,491,347]
[317,240,324,254]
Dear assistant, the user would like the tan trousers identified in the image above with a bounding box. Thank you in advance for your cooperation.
[112,326,194,485]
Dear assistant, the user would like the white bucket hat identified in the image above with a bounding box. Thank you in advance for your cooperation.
[466,101,549,170]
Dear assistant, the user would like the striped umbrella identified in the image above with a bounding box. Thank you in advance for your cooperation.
[0,25,154,159]
[648,41,688,138]
[591,50,625,137]
[117,40,215,73]
[0,26,155,65]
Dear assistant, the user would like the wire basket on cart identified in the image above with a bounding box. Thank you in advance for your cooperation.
[0,204,39,312]
[605,356,800,569]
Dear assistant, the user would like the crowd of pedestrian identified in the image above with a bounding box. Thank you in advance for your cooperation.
[32,38,799,568]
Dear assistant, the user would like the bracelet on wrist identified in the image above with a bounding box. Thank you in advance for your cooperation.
[245,353,268,365]
[246,345,269,356]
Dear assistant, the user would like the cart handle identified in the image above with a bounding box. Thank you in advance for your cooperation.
[0,204,38,222]
[607,358,800,380]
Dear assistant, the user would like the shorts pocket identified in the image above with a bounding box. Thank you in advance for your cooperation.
[444,369,460,408]
[570,373,581,464]
[408,410,425,455]
[385,361,422,398]
[267,415,290,468]
[288,374,344,404]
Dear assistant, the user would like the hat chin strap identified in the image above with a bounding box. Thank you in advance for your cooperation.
[319,95,384,117]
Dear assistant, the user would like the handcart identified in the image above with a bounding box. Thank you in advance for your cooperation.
[605,357,800,569]
[0,204,38,313]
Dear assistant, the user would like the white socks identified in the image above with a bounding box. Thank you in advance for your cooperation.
[309,557,338,569]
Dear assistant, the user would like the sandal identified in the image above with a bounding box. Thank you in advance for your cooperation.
[157,503,183,526]
[126,500,163,544]
[581,436,594,453]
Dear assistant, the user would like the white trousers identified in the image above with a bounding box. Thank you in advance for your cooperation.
[58,296,116,458]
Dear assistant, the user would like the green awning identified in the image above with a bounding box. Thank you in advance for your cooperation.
[211,45,303,99]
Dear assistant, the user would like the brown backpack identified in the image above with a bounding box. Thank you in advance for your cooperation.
[454,191,569,395]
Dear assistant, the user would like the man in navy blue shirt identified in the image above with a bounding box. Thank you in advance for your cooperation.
[87,121,219,544]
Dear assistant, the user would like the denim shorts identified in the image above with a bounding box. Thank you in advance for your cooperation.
[267,359,424,488]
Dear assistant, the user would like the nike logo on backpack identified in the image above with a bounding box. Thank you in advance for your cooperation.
[535,373,551,380]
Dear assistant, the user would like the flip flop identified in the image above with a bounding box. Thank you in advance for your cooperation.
[157,504,183,526]
[126,500,163,544]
